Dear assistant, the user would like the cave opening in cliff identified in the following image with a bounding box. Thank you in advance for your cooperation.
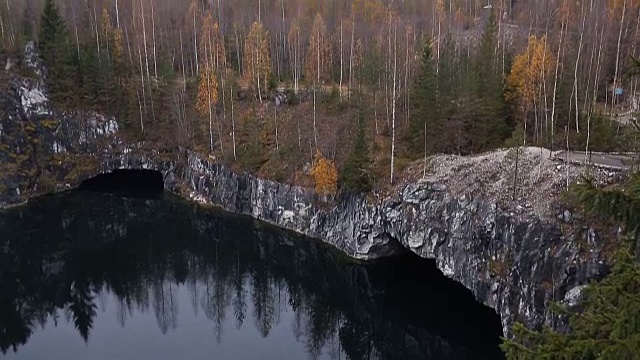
[369,250,505,352]
[78,169,164,198]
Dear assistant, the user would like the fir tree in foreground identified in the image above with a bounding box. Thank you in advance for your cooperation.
[502,172,640,359]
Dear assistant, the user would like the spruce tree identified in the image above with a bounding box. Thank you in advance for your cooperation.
[408,41,438,155]
[502,172,640,359]
[38,0,73,106]
[342,109,373,193]
[472,10,509,152]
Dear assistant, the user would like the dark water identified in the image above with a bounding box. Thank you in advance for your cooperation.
[0,190,504,360]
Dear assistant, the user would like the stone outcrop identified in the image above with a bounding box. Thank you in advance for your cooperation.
[0,43,609,336]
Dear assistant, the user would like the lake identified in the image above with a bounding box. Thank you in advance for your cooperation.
[0,190,504,360]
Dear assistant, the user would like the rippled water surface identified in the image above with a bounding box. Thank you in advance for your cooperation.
[0,191,504,360]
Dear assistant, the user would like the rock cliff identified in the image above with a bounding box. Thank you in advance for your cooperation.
[0,43,610,336]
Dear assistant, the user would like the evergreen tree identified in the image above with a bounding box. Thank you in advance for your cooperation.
[342,109,373,193]
[408,41,438,155]
[38,0,73,106]
[472,10,509,152]
[502,172,640,359]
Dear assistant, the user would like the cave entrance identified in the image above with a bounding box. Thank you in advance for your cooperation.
[78,169,164,198]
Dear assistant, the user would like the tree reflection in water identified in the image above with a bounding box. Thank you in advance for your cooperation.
[0,192,504,360]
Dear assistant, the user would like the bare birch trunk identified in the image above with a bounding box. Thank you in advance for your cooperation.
[125,27,134,66]
[115,0,120,29]
[137,91,145,134]
[151,0,158,78]
[610,0,627,116]
[274,106,279,151]
[231,85,237,160]
[549,19,565,155]
[573,12,586,134]
[193,6,199,74]
[140,0,155,122]
[256,31,262,103]
[349,13,355,99]
[339,19,343,99]
[391,22,398,185]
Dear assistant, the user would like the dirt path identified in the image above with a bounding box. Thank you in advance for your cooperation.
[552,151,638,170]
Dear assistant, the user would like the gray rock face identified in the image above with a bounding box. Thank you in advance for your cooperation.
[0,43,609,337]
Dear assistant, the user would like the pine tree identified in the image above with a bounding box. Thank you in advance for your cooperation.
[39,0,73,106]
[342,109,373,193]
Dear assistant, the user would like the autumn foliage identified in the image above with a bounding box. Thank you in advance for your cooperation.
[506,36,555,111]
[310,151,338,196]
[243,21,271,96]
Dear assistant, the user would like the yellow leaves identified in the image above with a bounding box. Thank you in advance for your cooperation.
[196,14,220,118]
[506,36,555,110]
[101,7,112,41]
[211,22,227,72]
[200,15,227,73]
[310,151,338,196]
[196,65,218,118]
[305,13,331,84]
[353,0,386,23]
[243,21,272,95]
[101,5,124,68]
[435,0,446,15]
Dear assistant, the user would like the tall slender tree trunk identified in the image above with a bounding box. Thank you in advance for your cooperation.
[5,0,13,48]
[93,2,101,60]
[0,11,5,48]
[151,0,158,78]
[115,0,120,29]
[610,0,627,116]
[588,17,608,160]
[125,27,134,66]
[73,9,80,62]
[231,85,237,160]
[390,22,398,185]
[339,19,343,99]
[549,20,565,155]
[137,91,145,134]
[349,14,355,99]
[573,11,586,134]
[274,106,279,151]
[220,73,227,156]
[193,6,199,74]
[256,31,262,103]
[140,0,155,123]
[405,27,410,124]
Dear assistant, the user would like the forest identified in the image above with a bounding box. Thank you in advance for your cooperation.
[1,0,639,191]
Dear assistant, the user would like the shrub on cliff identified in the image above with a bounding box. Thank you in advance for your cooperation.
[311,151,338,196]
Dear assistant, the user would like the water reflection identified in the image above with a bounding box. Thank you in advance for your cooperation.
[0,192,504,360]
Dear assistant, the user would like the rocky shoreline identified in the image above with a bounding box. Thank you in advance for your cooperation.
[0,43,610,337]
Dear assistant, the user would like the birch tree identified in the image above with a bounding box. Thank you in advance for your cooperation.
[197,15,220,153]
[306,13,330,148]
[243,21,271,102]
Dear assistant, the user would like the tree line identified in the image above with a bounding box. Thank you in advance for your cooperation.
[2,0,639,191]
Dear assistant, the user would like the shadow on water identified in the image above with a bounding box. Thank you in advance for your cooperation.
[78,169,165,198]
[0,190,505,360]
